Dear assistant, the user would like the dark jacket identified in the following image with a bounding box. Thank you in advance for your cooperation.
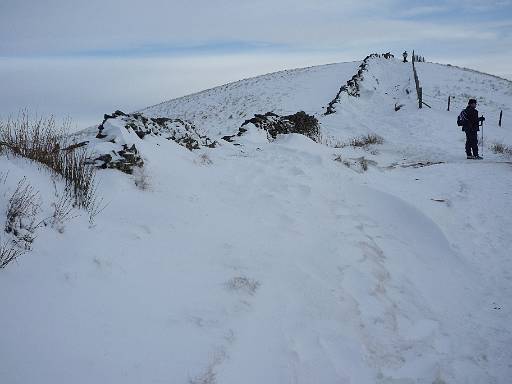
[462,106,480,132]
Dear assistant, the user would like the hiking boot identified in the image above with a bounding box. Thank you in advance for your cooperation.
[467,155,474,159]
[473,155,483,160]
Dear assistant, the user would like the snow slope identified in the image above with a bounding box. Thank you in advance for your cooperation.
[1,55,511,384]
[142,61,361,138]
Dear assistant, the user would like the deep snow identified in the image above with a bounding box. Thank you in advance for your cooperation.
[1,55,511,384]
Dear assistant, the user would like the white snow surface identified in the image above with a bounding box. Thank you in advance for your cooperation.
[1,56,512,384]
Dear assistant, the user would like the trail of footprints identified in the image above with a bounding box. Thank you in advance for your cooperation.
[189,258,262,383]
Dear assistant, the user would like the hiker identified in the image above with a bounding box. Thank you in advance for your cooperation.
[402,51,408,63]
[459,98,485,159]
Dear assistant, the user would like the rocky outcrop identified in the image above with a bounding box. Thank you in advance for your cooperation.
[223,111,319,142]
[90,111,217,174]
[97,111,217,149]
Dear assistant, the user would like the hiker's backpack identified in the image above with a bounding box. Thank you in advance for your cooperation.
[457,110,467,130]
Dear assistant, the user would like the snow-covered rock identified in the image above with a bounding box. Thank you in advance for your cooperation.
[222,111,320,143]
[83,110,218,173]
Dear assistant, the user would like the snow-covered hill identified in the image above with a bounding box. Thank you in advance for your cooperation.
[141,61,361,138]
[1,54,511,384]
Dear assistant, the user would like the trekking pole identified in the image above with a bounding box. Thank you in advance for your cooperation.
[481,120,484,157]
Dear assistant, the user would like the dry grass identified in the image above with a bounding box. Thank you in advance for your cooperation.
[319,135,345,148]
[0,238,24,269]
[334,155,376,173]
[0,174,37,267]
[133,167,151,191]
[50,193,76,233]
[0,112,98,210]
[5,177,42,249]
[225,276,260,295]
[197,153,213,166]
[490,142,512,157]
[322,133,384,149]
[349,134,384,147]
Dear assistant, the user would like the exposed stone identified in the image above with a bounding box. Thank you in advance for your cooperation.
[93,144,143,174]
[224,111,319,142]
[95,154,113,165]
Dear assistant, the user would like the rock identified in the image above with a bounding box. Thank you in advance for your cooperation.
[224,111,319,142]
[90,111,217,174]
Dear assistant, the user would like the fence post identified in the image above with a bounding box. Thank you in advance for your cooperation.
[447,96,451,111]
[499,110,503,127]
[411,50,423,109]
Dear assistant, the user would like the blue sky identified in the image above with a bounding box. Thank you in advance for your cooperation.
[1,0,511,127]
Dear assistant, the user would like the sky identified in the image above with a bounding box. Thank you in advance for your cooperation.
[1,0,511,129]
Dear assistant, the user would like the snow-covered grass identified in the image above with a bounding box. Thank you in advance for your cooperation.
[1,56,511,384]
[0,156,90,268]
[490,142,512,158]
[0,113,98,210]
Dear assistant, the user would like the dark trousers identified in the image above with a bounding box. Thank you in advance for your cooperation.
[465,130,479,156]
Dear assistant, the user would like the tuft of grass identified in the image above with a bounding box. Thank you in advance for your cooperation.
[319,135,345,148]
[334,155,351,168]
[225,276,260,295]
[490,142,512,157]
[133,167,151,191]
[197,153,213,166]
[334,155,375,173]
[0,112,99,212]
[349,134,384,147]
[359,157,369,171]
[5,177,42,249]
[0,175,43,268]
[50,193,76,233]
[322,133,384,149]
[0,238,24,269]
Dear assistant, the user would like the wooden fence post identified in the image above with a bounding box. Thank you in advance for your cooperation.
[447,96,451,111]
[499,110,503,127]
[411,50,423,109]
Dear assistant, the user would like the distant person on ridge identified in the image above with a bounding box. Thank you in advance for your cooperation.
[458,98,485,159]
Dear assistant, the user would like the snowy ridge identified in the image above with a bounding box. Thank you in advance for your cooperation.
[1,55,511,384]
